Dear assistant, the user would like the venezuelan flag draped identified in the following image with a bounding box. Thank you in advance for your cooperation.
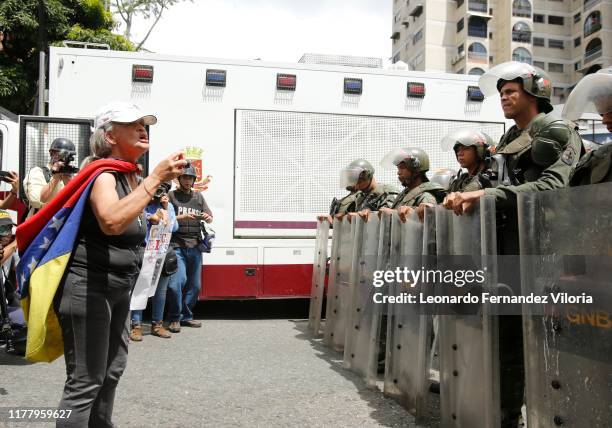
[16,159,138,362]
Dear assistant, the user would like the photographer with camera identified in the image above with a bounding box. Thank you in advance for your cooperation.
[129,182,178,341]
[23,137,77,218]
[166,165,213,332]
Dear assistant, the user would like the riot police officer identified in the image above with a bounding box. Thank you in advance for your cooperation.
[440,129,496,197]
[446,62,583,215]
[564,67,612,185]
[379,148,446,221]
[429,168,456,191]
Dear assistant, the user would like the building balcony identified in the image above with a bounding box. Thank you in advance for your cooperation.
[585,46,602,63]
[468,1,487,13]
[468,51,488,63]
[512,7,531,18]
[584,0,601,11]
[585,23,602,38]
[468,27,487,38]
[512,31,532,43]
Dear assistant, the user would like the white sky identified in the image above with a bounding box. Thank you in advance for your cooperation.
[127,0,392,64]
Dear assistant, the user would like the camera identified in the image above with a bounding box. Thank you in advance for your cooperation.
[152,182,172,200]
[0,171,13,183]
[53,149,79,175]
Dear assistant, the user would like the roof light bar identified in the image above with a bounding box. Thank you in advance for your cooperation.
[206,69,227,87]
[276,73,297,91]
[407,82,426,98]
[467,86,485,102]
[132,65,154,83]
[344,78,363,95]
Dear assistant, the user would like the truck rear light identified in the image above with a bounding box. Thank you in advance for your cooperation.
[407,82,425,98]
[132,65,154,83]
[206,69,227,87]
[276,73,297,91]
[344,78,363,95]
[467,86,484,102]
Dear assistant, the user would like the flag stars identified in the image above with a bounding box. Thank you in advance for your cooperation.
[38,237,51,250]
[27,257,38,273]
[49,215,65,231]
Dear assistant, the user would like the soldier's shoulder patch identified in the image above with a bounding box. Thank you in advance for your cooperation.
[561,144,577,166]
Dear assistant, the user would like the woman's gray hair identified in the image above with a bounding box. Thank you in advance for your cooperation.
[90,124,113,158]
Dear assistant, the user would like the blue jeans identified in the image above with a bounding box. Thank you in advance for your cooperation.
[131,274,171,324]
[167,247,202,322]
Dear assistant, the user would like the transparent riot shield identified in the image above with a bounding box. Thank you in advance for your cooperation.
[435,198,500,428]
[308,219,331,336]
[383,209,434,420]
[519,184,612,427]
[343,214,386,387]
[323,217,357,352]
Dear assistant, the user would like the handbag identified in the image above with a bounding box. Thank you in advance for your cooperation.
[197,221,215,253]
[161,246,178,276]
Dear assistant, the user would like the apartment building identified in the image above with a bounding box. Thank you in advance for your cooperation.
[391,0,611,103]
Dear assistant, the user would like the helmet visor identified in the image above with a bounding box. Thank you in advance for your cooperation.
[562,70,612,120]
[479,61,536,97]
[339,167,363,188]
[380,148,422,171]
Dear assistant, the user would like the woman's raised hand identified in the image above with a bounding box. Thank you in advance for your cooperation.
[151,152,188,182]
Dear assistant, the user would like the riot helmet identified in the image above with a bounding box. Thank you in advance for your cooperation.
[479,61,553,113]
[180,165,198,178]
[339,159,374,189]
[440,129,494,161]
[380,147,429,173]
[430,168,456,191]
[49,137,76,154]
[562,67,612,121]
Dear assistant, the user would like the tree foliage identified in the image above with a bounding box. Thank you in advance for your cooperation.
[0,0,133,115]
[112,0,190,51]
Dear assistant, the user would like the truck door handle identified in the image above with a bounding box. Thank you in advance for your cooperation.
[245,268,256,276]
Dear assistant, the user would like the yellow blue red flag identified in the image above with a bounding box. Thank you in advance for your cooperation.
[16,159,138,362]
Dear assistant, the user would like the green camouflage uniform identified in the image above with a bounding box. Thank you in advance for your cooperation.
[354,183,398,211]
[484,112,583,210]
[391,182,446,208]
[331,192,359,215]
[570,142,612,185]
[448,169,494,193]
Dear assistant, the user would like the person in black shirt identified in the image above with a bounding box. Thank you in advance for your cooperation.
[166,165,213,332]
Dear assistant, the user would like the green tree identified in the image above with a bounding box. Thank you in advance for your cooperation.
[112,0,190,51]
[0,0,133,115]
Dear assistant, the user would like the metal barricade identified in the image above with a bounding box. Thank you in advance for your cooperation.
[383,208,435,420]
[519,184,612,427]
[323,217,356,352]
[308,219,331,336]
[343,214,387,387]
[435,197,500,427]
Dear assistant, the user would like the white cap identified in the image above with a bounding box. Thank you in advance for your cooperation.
[94,101,157,129]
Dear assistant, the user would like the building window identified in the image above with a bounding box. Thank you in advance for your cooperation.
[533,61,545,69]
[413,29,423,45]
[533,14,545,23]
[468,42,488,62]
[468,0,487,13]
[468,16,488,38]
[458,44,465,54]
[584,11,602,37]
[548,39,565,49]
[468,67,485,75]
[574,61,582,71]
[512,0,531,17]
[533,37,545,46]
[574,37,582,47]
[457,18,465,33]
[413,52,425,67]
[574,12,582,23]
[548,15,564,25]
[585,38,602,62]
[553,87,565,97]
[456,0,465,7]
[512,47,532,64]
[512,21,532,43]
[548,63,564,73]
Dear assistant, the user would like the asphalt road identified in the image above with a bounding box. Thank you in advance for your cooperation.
[1,300,424,428]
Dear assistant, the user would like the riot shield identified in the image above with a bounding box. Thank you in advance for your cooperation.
[308,219,331,336]
[323,217,357,352]
[343,215,382,387]
[519,184,612,427]
[383,208,434,420]
[435,198,500,428]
